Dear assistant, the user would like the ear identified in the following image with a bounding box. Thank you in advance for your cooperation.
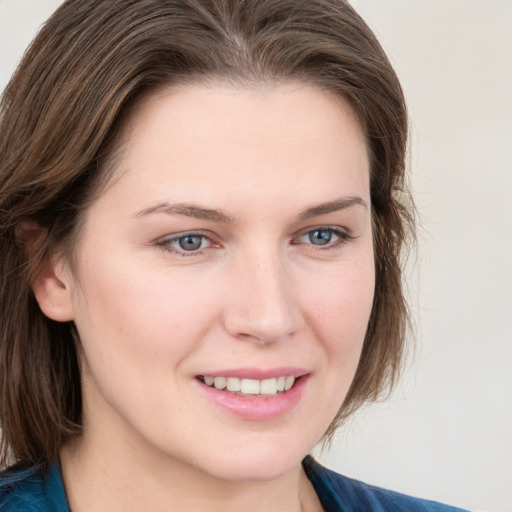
[17,219,75,322]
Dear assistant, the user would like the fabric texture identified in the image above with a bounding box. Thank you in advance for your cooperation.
[0,455,470,511]
[302,456,470,512]
[0,463,70,512]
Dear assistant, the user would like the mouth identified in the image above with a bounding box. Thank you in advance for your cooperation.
[195,370,309,420]
[197,375,297,397]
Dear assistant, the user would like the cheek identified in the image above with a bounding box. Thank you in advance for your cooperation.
[71,257,223,379]
[304,258,375,353]
[294,258,374,438]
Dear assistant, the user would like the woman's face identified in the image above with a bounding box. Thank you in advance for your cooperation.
[61,82,374,481]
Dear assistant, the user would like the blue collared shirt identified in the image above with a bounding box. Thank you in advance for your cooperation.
[0,456,470,511]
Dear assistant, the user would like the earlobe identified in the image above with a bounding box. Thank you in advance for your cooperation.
[17,219,76,322]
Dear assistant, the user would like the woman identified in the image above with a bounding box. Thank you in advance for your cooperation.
[0,1,469,511]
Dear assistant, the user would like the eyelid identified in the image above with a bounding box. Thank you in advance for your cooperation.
[156,230,218,256]
[292,225,354,248]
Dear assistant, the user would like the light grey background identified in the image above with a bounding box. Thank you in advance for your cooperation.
[1,2,511,511]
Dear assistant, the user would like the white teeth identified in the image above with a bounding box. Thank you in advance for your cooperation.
[241,378,260,394]
[214,376,226,390]
[284,376,295,391]
[226,377,241,392]
[260,378,278,395]
[202,375,296,395]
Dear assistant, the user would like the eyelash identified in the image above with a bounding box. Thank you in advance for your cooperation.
[157,226,353,257]
[293,226,353,250]
[157,230,215,257]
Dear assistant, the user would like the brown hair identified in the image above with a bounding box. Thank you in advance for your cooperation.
[0,0,412,468]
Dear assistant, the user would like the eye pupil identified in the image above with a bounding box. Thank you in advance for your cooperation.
[309,229,332,245]
[178,235,202,251]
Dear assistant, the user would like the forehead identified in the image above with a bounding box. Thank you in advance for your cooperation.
[97,81,370,216]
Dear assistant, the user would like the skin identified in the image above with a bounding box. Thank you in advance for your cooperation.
[34,82,374,512]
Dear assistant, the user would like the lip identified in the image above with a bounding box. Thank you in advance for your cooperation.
[194,368,310,421]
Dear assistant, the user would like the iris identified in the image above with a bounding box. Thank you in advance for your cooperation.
[178,235,203,251]
[308,229,332,245]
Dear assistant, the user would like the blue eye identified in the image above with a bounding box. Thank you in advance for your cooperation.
[296,227,350,249]
[308,229,333,245]
[158,232,211,255]
[177,234,204,251]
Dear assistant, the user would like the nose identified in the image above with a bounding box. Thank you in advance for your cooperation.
[222,249,302,345]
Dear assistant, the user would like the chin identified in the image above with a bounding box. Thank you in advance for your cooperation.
[206,458,299,483]
[192,435,313,483]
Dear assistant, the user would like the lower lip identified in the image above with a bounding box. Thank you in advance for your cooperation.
[195,376,308,421]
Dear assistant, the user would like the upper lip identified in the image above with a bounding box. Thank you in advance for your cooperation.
[196,367,309,380]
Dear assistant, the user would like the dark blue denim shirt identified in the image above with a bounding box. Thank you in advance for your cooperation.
[0,455,470,511]
[301,456,470,512]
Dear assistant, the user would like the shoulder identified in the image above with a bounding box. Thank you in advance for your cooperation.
[0,463,70,512]
[302,455,471,512]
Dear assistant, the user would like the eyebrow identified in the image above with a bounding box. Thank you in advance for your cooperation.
[298,196,368,220]
[133,203,235,223]
[133,196,367,223]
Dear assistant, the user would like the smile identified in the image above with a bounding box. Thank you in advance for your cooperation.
[198,375,296,396]
[195,371,309,420]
